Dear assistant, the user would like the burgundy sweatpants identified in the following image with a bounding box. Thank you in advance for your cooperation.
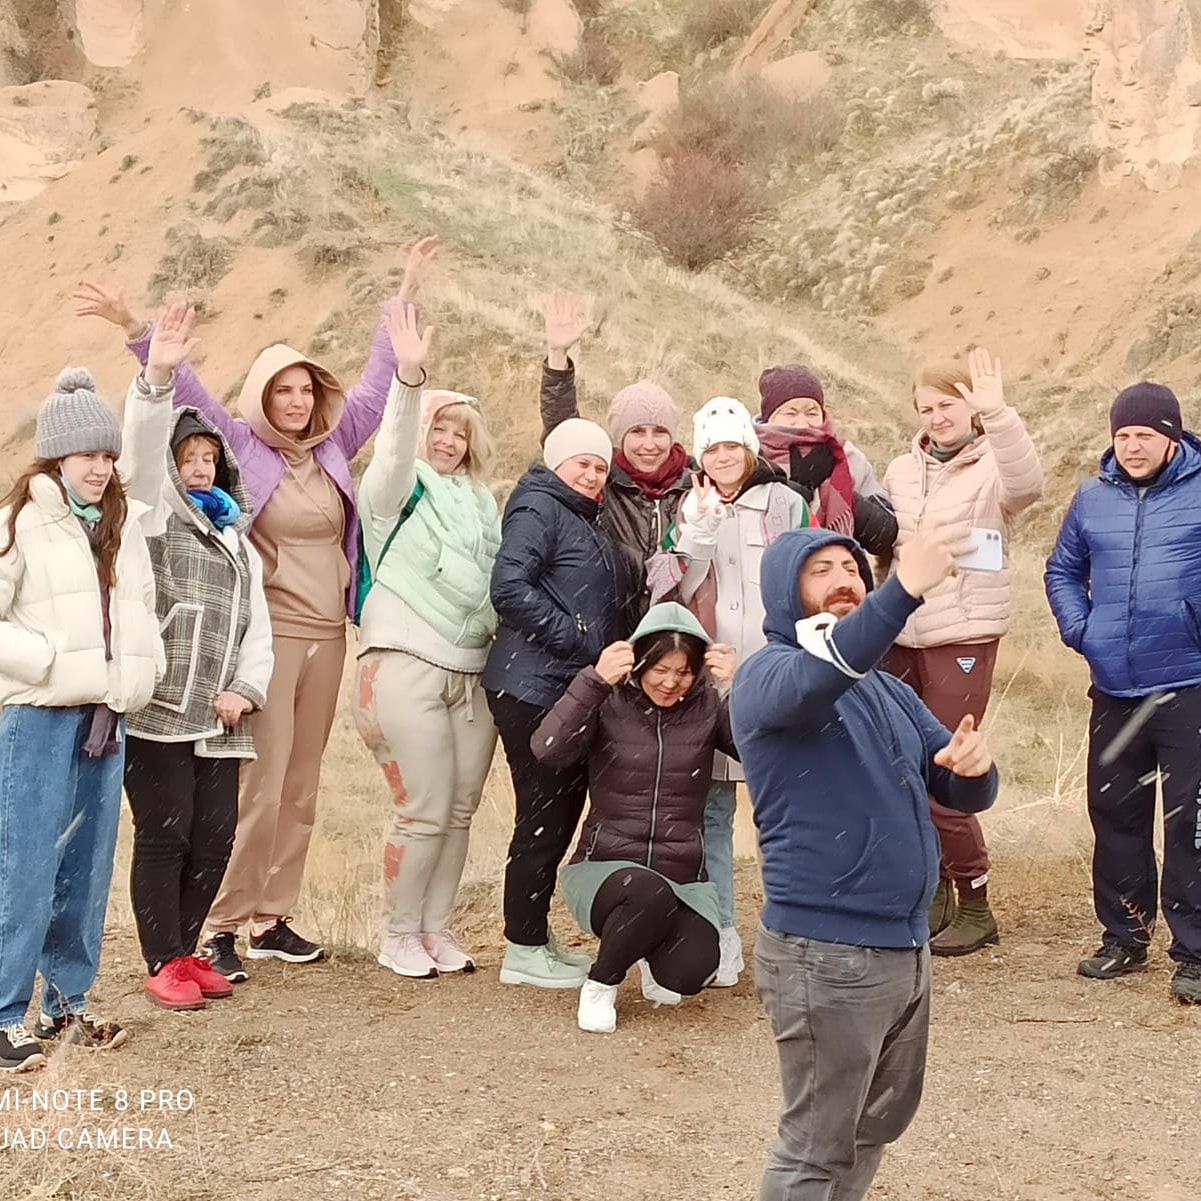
[886,641,998,886]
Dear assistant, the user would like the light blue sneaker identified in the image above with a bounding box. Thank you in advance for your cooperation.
[547,931,593,970]
[500,942,587,988]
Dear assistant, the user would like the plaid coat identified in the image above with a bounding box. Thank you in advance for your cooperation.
[118,381,273,758]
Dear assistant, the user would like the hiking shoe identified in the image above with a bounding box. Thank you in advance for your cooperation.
[929,879,957,938]
[709,926,744,987]
[34,1011,128,1049]
[1077,939,1148,980]
[0,1023,45,1072]
[499,942,587,989]
[421,931,475,974]
[547,931,592,970]
[930,899,1000,957]
[638,959,681,1007]
[1170,962,1201,1004]
[247,919,325,963]
[184,955,234,999]
[378,933,439,979]
[577,980,618,1033]
[144,959,206,1011]
[202,932,249,982]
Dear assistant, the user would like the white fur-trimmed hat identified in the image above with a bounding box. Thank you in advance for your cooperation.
[693,396,759,460]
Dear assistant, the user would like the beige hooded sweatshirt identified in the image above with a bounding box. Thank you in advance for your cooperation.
[239,345,351,639]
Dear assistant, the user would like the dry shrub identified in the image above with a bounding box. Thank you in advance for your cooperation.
[574,0,605,16]
[557,24,621,87]
[656,77,841,171]
[634,151,764,270]
[679,0,765,55]
[147,225,233,302]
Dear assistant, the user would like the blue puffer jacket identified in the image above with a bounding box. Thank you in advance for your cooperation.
[482,465,628,709]
[1045,433,1201,698]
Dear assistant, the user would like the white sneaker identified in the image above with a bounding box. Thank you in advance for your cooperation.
[420,931,475,974]
[378,933,439,978]
[710,926,744,988]
[638,959,681,1007]
[577,980,618,1033]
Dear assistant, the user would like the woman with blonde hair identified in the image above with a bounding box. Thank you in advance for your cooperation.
[353,305,502,978]
[883,347,1043,955]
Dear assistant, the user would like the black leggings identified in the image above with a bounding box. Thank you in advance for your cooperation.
[488,690,589,946]
[125,738,239,973]
[588,866,719,993]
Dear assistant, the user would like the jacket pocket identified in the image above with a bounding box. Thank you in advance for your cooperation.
[154,601,203,712]
[828,818,878,891]
[1181,599,1201,648]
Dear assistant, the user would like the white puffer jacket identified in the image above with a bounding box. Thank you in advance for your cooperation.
[0,474,163,710]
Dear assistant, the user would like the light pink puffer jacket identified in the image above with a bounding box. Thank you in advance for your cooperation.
[883,404,1043,648]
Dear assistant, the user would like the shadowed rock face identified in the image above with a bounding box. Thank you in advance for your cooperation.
[1088,0,1201,190]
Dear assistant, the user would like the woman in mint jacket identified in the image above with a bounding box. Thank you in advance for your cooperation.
[353,305,501,980]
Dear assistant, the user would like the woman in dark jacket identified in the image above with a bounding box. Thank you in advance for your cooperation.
[483,417,629,990]
[532,603,738,1033]
[539,290,693,620]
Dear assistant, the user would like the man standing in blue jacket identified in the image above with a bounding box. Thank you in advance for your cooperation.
[1045,382,1201,1004]
[731,527,998,1201]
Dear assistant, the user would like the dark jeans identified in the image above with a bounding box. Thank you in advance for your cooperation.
[125,738,239,973]
[1086,686,1201,964]
[588,866,719,993]
[755,926,930,1201]
[487,691,588,946]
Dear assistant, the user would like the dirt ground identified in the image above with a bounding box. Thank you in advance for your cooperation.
[3,856,1198,1201]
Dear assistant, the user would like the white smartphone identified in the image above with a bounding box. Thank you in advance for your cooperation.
[955,527,1003,572]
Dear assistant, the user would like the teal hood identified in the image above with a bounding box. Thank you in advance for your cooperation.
[630,602,711,646]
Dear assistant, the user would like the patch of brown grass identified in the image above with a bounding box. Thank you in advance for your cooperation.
[557,24,621,87]
[678,0,765,55]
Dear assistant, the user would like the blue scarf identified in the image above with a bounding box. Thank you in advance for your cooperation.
[187,486,241,529]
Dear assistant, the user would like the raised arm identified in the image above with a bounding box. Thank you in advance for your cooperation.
[358,304,432,529]
[336,236,440,457]
[539,289,591,441]
[1044,488,1093,652]
[955,348,1044,516]
[118,303,201,520]
[532,644,633,767]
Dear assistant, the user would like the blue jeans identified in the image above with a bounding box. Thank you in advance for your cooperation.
[704,779,738,928]
[0,705,126,1025]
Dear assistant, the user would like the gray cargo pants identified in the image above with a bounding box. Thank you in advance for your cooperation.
[755,924,931,1201]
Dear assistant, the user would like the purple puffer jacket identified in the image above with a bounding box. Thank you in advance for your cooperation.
[128,306,397,618]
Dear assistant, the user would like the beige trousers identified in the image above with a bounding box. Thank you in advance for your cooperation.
[207,632,346,932]
[352,650,497,937]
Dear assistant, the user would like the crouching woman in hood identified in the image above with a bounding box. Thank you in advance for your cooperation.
[531,603,738,1034]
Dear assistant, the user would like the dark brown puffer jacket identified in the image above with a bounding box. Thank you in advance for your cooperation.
[531,665,738,883]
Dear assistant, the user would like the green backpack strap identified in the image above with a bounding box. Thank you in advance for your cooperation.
[353,480,425,624]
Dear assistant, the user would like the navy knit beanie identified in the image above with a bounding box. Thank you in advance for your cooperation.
[1110,382,1182,442]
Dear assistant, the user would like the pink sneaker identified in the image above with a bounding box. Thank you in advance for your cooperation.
[421,931,476,974]
[184,955,234,999]
[378,933,439,978]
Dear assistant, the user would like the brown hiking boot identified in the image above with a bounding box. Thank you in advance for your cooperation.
[930,898,999,957]
[929,880,957,937]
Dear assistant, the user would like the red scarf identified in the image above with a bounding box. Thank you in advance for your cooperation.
[756,420,855,535]
[613,442,690,500]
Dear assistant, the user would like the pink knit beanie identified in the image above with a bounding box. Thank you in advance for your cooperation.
[606,381,680,447]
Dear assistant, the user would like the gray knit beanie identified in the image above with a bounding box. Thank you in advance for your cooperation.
[36,368,123,460]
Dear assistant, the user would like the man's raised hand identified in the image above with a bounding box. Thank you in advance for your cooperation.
[933,715,993,778]
[895,532,964,599]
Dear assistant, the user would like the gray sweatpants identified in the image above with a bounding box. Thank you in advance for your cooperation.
[755,925,931,1201]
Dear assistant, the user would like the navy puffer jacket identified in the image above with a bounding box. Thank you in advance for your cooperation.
[1045,433,1201,698]
[482,465,628,709]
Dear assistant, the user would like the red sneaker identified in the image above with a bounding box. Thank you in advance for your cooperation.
[185,955,234,999]
[145,959,206,1011]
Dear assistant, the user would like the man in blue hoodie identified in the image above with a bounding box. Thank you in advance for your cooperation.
[731,527,998,1201]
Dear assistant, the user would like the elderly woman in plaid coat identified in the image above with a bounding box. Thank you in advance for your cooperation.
[117,306,274,1012]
